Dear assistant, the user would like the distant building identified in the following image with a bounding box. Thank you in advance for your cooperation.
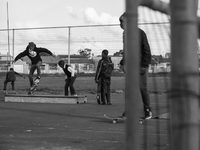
[1,55,96,74]
[0,53,13,72]
[150,55,171,73]
[0,53,174,74]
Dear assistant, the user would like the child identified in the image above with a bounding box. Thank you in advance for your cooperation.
[58,60,77,96]
[95,49,114,105]
[13,42,55,92]
[3,68,25,93]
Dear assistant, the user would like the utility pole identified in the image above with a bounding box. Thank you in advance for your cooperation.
[6,2,10,70]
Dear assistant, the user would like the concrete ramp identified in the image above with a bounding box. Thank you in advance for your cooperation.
[5,94,87,104]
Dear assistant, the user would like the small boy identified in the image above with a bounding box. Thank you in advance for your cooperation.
[3,68,25,93]
[95,49,114,105]
[58,60,77,96]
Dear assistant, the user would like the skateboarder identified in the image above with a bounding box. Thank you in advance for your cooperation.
[95,49,114,105]
[119,12,152,119]
[58,60,77,96]
[13,42,55,94]
[3,68,25,93]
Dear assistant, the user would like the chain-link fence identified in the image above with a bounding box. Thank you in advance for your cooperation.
[0,23,170,58]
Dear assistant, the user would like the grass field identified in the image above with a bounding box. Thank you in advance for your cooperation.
[0,74,170,95]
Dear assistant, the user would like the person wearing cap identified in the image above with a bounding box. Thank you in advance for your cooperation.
[58,60,77,96]
[13,42,55,89]
[119,12,152,119]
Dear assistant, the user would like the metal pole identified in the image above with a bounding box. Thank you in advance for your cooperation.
[170,0,199,150]
[6,2,10,69]
[12,29,14,61]
[125,0,140,150]
[68,27,71,65]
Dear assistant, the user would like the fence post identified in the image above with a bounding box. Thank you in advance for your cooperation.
[125,0,141,150]
[170,0,199,150]
[12,29,15,60]
[68,27,71,65]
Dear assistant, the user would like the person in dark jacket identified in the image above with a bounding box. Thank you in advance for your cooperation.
[58,60,77,96]
[13,42,55,89]
[3,68,25,92]
[95,49,114,105]
[119,12,152,119]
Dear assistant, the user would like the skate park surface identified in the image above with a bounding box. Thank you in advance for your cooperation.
[0,92,169,150]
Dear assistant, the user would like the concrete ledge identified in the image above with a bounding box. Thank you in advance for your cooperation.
[5,94,87,104]
[0,91,5,101]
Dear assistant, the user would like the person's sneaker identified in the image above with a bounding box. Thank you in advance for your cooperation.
[122,111,126,117]
[144,111,152,120]
[101,102,106,105]
[107,102,112,105]
[72,94,78,96]
[12,90,17,94]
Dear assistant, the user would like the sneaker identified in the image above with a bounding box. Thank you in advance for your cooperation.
[107,102,112,105]
[12,91,17,94]
[72,94,78,96]
[144,111,152,120]
[122,111,126,117]
[101,102,106,105]
[36,76,41,79]
[34,76,40,84]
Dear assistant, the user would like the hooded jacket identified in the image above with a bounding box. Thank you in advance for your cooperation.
[121,28,151,67]
[14,45,53,65]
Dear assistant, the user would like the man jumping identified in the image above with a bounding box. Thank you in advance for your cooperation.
[13,42,55,93]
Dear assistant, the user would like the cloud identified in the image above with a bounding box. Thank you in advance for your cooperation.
[66,6,119,25]
[82,7,119,25]
[66,6,80,20]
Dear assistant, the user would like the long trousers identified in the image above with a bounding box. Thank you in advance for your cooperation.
[97,77,111,104]
[4,79,15,90]
[140,67,151,113]
[65,76,76,96]
[29,61,42,87]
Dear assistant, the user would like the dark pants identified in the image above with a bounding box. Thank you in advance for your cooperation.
[29,61,42,87]
[4,79,15,90]
[65,76,76,96]
[97,77,111,104]
[140,67,151,114]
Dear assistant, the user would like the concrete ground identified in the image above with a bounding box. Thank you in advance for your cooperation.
[0,93,169,150]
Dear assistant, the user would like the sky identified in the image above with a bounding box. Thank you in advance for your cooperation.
[0,0,191,57]
[0,0,125,29]
[0,0,127,56]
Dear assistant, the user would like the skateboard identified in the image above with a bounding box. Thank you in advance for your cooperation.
[104,114,126,124]
[104,114,158,124]
[139,116,159,124]
[28,78,40,95]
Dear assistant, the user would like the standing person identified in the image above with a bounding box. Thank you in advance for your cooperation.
[13,42,55,92]
[119,13,152,119]
[58,60,77,96]
[3,68,25,93]
[95,49,114,105]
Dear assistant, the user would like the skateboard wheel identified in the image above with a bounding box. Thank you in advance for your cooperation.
[113,120,117,124]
